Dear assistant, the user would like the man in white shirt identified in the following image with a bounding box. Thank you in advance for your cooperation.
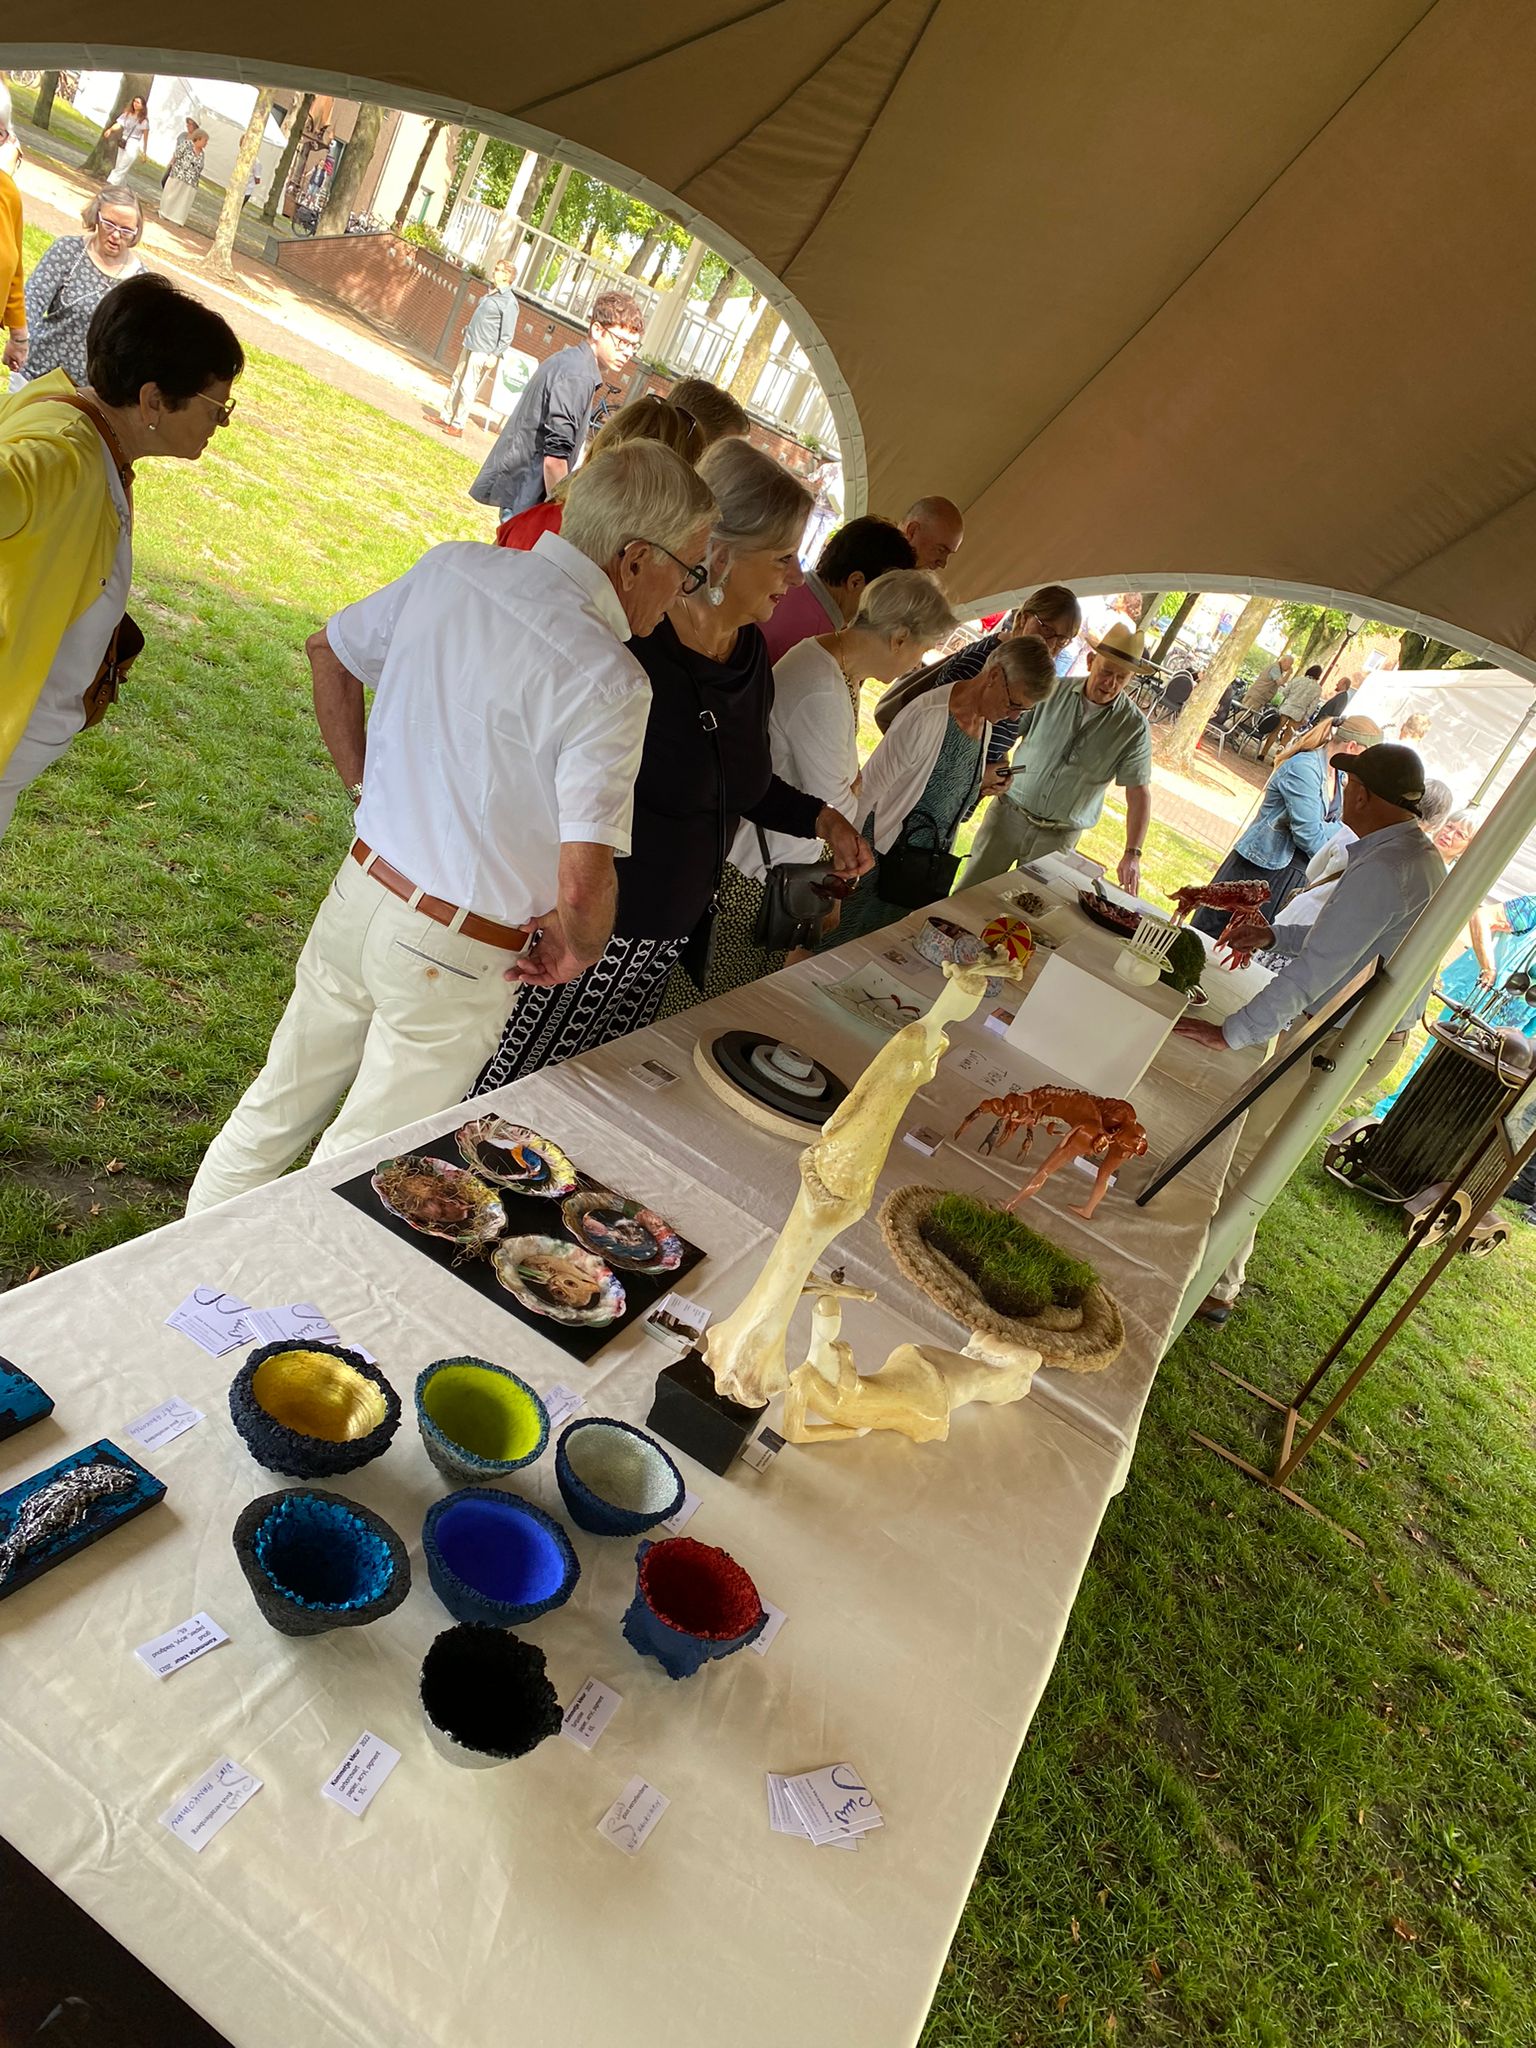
[187,442,715,1211]
[1173,744,1445,1318]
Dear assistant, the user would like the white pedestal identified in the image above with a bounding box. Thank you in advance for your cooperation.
[1004,944,1184,1097]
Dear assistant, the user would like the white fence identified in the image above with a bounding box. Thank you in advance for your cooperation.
[441,196,837,453]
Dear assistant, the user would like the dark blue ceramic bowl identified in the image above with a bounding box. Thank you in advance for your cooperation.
[233,1488,410,1637]
[422,1489,579,1627]
[555,1417,684,1537]
[229,1341,400,1479]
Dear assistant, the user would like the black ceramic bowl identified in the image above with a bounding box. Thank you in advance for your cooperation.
[229,1340,400,1478]
[233,1488,410,1637]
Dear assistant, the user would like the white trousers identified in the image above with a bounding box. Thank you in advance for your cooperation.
[187,855,522,1213]
[1208,1025,1405,1302]
[0,730,74,841]
[441,348,498,428]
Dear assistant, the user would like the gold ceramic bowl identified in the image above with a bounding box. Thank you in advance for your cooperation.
[231,1341,402,1477]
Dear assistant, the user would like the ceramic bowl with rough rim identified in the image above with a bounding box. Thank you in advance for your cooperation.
[422,1488,579,1627]
[229,1341,401,1478]
[415,1358,549,1485]
[419,1624,563,1767]
[555,1417,685,1537]
[233,1488,410,1637]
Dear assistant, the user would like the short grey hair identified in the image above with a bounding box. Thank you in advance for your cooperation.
[1418,779,1456,832]
[560,440,716,570]
[851,569,957,649]
[84,183,144,244]
[994,633,1058,705]
[697,437,812,559]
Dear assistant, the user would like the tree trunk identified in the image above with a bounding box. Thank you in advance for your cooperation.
[322,102,385,231]
[728,299,782,403]
[1158,595,1275,772]
[536,165,572,235]
[83,72,154,178]
[1137,592,1164,628]
[33,73,59,132]
[489,150,547,275]
[392,117,444,231]
[207,88,273,278]
[646,239,672,282]
[263,92,312,223]
[705,263,738,320]
[1398,631,1464,671]
[627,228,662,279]
[1152,593,1196,666]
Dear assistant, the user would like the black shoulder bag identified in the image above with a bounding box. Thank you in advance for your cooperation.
[750,823,843,953]
[875,808,962,908]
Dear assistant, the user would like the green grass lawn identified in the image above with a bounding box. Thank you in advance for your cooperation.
[6,222,1536,2047]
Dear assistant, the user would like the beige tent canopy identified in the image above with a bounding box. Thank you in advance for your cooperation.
[18,0,1536,671]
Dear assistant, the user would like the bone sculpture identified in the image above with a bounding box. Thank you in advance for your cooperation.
[702,956,1023,1408]
[954,1086,1148,1220]
[781,1283,1041,1446]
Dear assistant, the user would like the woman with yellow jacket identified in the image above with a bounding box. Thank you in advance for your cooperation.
[1,82,28,378]
[0,272,242,838]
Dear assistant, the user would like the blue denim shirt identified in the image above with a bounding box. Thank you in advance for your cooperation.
[1233,751,1336,871]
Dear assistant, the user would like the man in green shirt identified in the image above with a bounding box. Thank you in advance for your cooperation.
[959,619,1154,892]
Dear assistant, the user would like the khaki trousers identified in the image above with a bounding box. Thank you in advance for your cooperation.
[441,348,499,428]
[959,803,1077,888]
[1208,1023,1405,1302]
[187,856,522,1213]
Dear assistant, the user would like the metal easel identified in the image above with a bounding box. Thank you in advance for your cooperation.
[1191,1077,1536,1548]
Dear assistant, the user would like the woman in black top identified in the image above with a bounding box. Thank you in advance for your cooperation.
[473,439,871,1090]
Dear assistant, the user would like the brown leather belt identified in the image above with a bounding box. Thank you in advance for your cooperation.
[350,840,530,952]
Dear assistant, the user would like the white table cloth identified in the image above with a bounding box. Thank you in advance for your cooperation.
[0,872,1264,2048]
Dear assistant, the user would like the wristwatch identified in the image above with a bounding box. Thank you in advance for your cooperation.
[347,782,363,805]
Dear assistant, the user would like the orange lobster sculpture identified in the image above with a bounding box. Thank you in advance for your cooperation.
[954,1087,1148,1219]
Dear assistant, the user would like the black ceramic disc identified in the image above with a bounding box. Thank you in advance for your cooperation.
[710,1032,850,1126]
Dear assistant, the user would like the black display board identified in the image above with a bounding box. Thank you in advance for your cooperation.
[333,1129,705,1365]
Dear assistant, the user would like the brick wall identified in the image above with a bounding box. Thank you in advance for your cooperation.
[269,231,825,474]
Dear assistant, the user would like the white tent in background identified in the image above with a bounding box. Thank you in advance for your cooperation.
[1349,667,1536,899]
[71,72,286,195]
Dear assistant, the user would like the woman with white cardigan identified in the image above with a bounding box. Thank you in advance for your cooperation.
[725,568,957,967]
[832,634,1058,944]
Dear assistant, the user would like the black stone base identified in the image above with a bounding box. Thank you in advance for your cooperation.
[645,1352,766,1477]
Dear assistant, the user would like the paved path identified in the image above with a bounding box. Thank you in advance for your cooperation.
[12,124,504,461]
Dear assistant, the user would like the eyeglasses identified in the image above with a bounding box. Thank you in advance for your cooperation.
[98,219,137,241]
[604,326,643,356]
[193,392,238,427]
[629,537,708,594]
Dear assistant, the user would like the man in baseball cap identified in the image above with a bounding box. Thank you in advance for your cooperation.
[1175,740,1444,1322]
[1330,740,1426,816]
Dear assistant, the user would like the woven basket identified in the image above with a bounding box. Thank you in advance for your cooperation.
[879,1185,1125,1373]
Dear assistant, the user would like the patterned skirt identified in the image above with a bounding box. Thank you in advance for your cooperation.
[470,935,685,1094]
[656,864,785,1019]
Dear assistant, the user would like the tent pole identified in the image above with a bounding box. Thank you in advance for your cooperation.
[1470,697,1536,808]
[1173,742,1536,1331]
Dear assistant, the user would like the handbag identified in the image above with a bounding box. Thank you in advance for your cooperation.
[750,824,840,952]
[82,611,145,727]
[875,809,962,908]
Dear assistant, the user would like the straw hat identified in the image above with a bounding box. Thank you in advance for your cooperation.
[1086,619,1155,672]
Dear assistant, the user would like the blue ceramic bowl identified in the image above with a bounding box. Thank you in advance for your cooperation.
[414,1358,549,1486]
[422,1489,579,1627]
[555,1417,684,1537]
[233,1488,410,1637]
[229,1341,400,1479]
